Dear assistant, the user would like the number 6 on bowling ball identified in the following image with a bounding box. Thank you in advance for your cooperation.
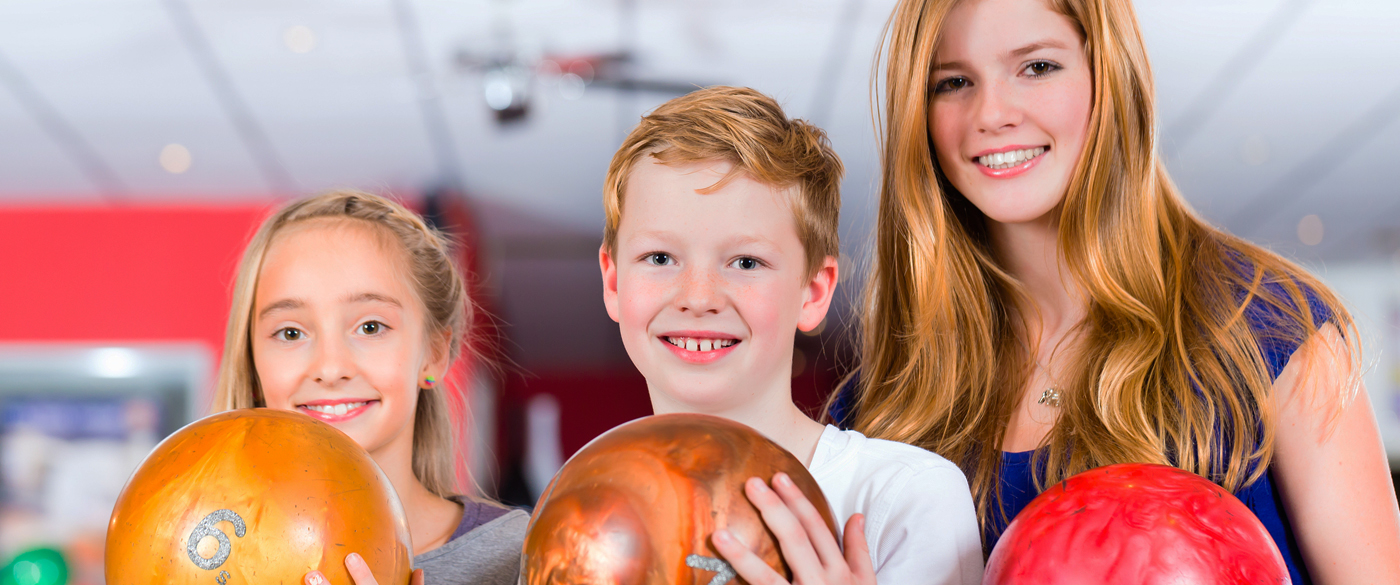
[105,409,413,585]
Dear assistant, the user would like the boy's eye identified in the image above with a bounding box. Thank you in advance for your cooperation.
[645,253,673,266]
[358,321,386,335]
[933,76,970,94]
[1024,61,1061,77]
[275,327,304,341]
[730,257,762,270]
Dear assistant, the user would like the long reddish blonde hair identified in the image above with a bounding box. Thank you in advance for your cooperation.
[847,0,1361,529]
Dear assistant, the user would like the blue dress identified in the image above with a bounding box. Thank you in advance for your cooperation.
[830,286,1328,584]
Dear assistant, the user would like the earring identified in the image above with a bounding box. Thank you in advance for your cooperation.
[423,376,437,388]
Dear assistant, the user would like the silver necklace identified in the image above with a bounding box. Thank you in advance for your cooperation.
[1033,356,1062,407]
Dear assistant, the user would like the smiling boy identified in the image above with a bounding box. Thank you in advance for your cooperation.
[598,86,983,585]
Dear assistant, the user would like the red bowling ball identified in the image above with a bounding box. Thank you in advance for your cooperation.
[985,463,1290,585]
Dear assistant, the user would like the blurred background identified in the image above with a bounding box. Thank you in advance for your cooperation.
[0,0,1397,582]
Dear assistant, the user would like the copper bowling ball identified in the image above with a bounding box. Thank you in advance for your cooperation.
[105,408,412,585]
[521,413,837,585]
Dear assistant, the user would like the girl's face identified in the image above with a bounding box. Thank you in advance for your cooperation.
[928,0,1093,226]
[251,219,445,457]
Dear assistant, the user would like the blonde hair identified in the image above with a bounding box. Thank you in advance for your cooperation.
[847,0,1361,531]
[603,86,844,277]
[213,190,472,498]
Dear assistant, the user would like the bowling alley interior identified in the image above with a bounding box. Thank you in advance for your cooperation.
[1,1,1399,583]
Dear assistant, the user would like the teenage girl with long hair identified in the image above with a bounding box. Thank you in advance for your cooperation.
[212,191,526,585]
[830,0,1400,582]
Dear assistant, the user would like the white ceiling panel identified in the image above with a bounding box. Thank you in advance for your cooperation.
[0,73,101,197]
[182,0,440,194]
[1147,0,1400,258]
[0,0,270,197]
[1247,109,1400,263]
[0,0,1396,260]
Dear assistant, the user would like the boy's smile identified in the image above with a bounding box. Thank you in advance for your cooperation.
[601,157,836,414]
[661,331,740,364]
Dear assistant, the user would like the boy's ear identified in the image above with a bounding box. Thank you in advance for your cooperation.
[797,255,839,333]
[600,244,621,323]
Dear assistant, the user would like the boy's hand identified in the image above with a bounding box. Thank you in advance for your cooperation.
[712,473,876,585]
[303,554,423,585]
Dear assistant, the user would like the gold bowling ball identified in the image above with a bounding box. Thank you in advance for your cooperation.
[521,413,837,585]
[105,408,412,585]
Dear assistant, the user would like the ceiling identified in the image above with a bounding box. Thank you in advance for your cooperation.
[1,0,1398,264]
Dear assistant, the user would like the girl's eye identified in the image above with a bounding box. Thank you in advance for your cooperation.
[358,321,386,335]
[275,328,304,342]
[731,257,762,271]
[1024,61,1061,77]
[645,253,673,266]
[933,76,970,94]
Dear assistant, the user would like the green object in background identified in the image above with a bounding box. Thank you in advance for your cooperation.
[0,548,67,585]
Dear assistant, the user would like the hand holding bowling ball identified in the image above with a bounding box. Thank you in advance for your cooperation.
[520,413,839,585]
[709,473,876,585]
[106,408,413,585]
[984,463,1290,585]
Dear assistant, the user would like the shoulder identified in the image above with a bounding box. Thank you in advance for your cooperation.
[1218,255,1342,380]
[817,429,983,584]
[413,508,528,585]
[826,427,962,476]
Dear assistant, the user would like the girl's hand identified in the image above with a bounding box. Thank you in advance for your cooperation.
[303,553,424,585]
[712,473,876,585]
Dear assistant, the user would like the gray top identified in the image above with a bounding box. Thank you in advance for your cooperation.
[412,499,529,585]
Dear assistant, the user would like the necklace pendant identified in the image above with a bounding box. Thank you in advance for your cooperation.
[1037,387,1061,407]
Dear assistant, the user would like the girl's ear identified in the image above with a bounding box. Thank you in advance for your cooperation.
[420,329,453,384]
[797,255,839,332]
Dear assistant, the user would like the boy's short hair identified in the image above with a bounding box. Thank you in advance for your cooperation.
[603,86,843,277]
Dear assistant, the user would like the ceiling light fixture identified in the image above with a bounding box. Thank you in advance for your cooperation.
[283,25,317,54]
[482,64,531,124]
[1297,214,1324,246]
[159,144,192,174]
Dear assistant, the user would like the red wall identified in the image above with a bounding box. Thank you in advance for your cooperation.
[0,205,272,356]
[0,201,494,494]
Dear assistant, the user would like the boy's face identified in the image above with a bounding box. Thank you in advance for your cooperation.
[601,158,837,412]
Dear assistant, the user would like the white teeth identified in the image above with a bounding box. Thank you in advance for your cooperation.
[305,401,366,416]
[978,147,1045,169]
[665,337,736,352]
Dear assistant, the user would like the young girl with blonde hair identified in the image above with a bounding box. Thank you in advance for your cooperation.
[829,0,1400,582]
[212,190,525,585]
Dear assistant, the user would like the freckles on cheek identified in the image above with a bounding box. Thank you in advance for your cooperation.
[619,276,668,325]
[731,283,784,336]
